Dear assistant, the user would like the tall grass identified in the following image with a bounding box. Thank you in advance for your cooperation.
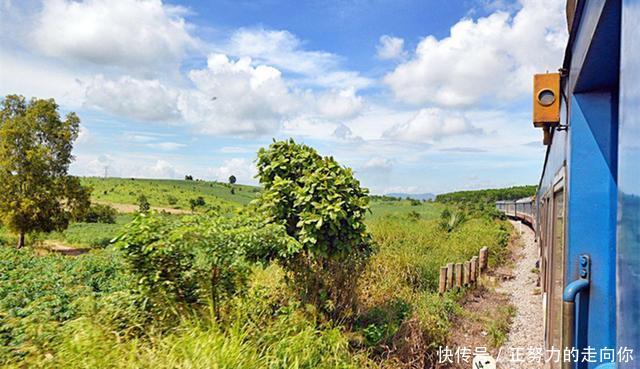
[355,214,511,364]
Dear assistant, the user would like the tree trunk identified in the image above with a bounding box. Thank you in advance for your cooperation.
[17,232,25,249]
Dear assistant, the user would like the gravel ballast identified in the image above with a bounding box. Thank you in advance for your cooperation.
[496,220,544,369]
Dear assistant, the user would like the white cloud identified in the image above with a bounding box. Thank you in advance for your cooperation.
[124,133,159,143]
[72,154,180,179]
[384,0,566,107]
[150,159,178,178]
[225,28,372,89]
[76,125,93,145]
[208,158,257,184]
[376,35,406,60]
[179,54,366,136]
[0,51,86,107]
[178,54,296,136]
[384,108,482,142]
[32,0,195,70]
[227,28,336,76]
[315,88,363,119]
[85,75,180,121]
[332,123,364,142]
[363,157,393,171]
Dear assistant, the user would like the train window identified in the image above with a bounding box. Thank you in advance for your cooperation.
[546,187,565,359]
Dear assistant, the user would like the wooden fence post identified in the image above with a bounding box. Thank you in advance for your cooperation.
[470,256,478,284]
[439,267,447,294]
[479,247,488,271]
[455,263,463,288]
[446,263,454,290]
[463,261,471,286]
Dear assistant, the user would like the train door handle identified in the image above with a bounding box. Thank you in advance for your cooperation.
[562,254,591,369]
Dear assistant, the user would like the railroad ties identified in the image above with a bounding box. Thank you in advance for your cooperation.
[438,246,488,294]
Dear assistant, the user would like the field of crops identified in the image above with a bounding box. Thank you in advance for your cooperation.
[0,173,513,368]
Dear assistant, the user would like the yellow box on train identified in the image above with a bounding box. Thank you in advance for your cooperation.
[533,73,561,127]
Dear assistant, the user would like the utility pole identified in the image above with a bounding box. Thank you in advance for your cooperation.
[104,166,108,179]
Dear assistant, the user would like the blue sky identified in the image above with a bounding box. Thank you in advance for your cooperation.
[0,0,566,194]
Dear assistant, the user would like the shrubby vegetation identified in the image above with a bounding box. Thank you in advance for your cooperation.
[114,212,300,319]
[75,203,118,224]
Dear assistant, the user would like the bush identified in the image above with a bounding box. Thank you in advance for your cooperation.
[166,195,178,206]
[77,204,117,224]
[189,196,206,210]
[254,139,371,318]
[114,212,299,319]
[137,194,150,213]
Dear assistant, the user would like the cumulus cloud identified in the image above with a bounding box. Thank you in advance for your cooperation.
[178,54,297,135]
[81,53,367,136]
[384,0,566,107]
[32,0,195,69]
[85,75,180,121]
[208,158,257,184]
[384,108,482,142]
[376,35,406,60]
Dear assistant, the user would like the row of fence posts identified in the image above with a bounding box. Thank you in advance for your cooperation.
[438,247,488,294]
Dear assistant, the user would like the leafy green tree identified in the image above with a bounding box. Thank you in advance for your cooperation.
[0,95,90,248]
[228,175,236,185]
[137,194,150,213]
[254,139,371,317]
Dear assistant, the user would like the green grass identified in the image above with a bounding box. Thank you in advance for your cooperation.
[485,305,516,348]
[81,177,260,209]
[47,214,135,248]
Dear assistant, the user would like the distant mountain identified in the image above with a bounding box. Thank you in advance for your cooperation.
[386,192,436,201]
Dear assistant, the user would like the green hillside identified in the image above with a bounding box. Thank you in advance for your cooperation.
[82,177,261,209]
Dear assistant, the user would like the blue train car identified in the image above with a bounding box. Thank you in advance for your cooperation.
[498,1,638,368]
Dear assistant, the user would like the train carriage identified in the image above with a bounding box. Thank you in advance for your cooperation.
[496,1,639,368]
